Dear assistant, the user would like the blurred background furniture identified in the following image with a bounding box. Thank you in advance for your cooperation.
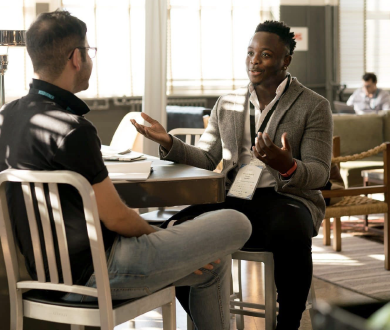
[332,112,390,188]
[0,169,176,330]
[321,138,390,269]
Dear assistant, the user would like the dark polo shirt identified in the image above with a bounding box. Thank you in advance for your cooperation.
[0,79,116,285]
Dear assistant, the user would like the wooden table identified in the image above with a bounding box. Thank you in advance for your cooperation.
[0,159,226,330]
[111,157,225,207]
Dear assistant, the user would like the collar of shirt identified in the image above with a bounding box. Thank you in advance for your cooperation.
[248,75,290,112]
[248,75,290,130]
[29,79,90,116]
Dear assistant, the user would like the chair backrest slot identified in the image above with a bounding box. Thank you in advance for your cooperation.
[168,128,205,147]
[194,135,200,146]
[34,183,59,284]
[48,183,73,285]
[21,182,46,282]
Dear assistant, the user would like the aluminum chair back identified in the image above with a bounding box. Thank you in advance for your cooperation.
[168,128,205,146]
[0,169,114,329]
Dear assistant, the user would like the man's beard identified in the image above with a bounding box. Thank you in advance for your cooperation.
[74,62,90,93]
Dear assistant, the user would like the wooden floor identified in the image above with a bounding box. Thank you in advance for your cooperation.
[114,259,376,330]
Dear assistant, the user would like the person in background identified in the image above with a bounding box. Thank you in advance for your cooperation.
[0,10,252,330]
[347,72,390,114]
[132,20,333,330]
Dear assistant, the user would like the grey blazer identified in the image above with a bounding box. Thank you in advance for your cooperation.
[161,78,333,234]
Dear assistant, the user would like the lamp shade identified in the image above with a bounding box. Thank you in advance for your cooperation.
[0,30,26,47]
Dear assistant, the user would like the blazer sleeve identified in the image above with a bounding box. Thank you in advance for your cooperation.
[278,98,333,190]
[159,96,223,170]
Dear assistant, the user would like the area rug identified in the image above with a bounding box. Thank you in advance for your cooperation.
[312,229,390,301]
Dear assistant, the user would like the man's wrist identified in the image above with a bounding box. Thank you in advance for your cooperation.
[279,160,297,178]
[161,134,173,151]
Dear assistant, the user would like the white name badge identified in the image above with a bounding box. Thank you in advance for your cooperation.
[227,163,263,200]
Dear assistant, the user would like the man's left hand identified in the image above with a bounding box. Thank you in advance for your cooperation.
[252,132,294,174]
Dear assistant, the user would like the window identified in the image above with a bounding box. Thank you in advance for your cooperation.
[168,0,280,95]
[1,0,279,101]
[340,0,390,89]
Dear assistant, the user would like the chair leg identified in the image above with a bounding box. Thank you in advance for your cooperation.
[162,299,177,330]
[307,280,317,327]
[10,291,23,330]
[187,314,194,330]
[332,217,342,251]
[323,218,330,246]
[385,213,389,270]
[264,255,277,330]
[231,258,244,330]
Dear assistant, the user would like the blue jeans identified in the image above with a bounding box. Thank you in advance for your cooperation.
[64,209,251,330]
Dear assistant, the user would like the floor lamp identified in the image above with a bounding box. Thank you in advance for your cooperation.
[0,30,26,108]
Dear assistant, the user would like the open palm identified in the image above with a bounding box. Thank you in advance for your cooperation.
[130,112,172,150]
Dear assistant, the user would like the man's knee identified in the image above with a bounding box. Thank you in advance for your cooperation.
[203,209,252,242]
[267,208,313,248]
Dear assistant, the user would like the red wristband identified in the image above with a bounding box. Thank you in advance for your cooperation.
[280,160,297,178]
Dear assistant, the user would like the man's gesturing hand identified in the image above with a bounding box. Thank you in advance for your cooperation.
[252,132,294,174]
[130,112,173,151]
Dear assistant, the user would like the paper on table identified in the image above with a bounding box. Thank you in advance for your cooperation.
[101,145,145,161]
[106,161,152,181]
[101,145,131,156]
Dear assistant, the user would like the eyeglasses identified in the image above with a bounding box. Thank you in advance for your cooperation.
[68,47,97,60]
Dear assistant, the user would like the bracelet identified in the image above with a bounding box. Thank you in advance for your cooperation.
[280,160,297,178]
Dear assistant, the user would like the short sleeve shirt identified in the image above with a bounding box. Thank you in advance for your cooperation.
[0,79,115,285]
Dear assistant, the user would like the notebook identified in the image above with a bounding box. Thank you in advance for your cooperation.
[106,161,152,181]
[101,145,146,162]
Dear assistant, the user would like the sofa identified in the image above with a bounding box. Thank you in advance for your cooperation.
[333,111,390,187]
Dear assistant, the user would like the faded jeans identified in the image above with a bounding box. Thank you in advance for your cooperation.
[64,209,251,330]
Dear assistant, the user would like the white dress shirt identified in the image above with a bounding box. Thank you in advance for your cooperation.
[236,76,290,188]
[347,88,390,113]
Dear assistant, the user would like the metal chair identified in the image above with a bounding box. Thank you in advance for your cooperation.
[230,250,316,330]
[0,169,176,330]
[138,128,206,225]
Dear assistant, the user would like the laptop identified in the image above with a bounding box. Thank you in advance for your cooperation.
[333,101,356,114]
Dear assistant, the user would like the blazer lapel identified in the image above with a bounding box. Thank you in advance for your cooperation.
[267,78,304,141]
[233,87,250,155]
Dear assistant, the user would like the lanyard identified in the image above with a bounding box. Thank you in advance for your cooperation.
[29,88,75,114]
[249,74,291,147]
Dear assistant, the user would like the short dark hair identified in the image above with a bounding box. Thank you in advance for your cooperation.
[362,72,377,84]
[26,10,87,79]
[254,21,296,55]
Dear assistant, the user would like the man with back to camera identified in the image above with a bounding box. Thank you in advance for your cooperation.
[133,20,333,330]
[347,72,390,114]
[0,10,252,330]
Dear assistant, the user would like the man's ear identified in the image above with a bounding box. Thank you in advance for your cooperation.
[284,54,292,68]
[70,49,82,72]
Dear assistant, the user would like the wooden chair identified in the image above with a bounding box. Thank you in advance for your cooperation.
[0,169,176,330]
[322,137,390,270]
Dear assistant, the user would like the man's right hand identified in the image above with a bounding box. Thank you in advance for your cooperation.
[131,113,173,151]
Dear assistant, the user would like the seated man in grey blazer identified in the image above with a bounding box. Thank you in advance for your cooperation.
[132,20,332,330]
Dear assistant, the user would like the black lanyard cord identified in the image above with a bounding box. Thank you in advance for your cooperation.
[249,74,291,147]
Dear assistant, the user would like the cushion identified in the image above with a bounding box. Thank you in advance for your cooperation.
[339,156,383,188]
[333,114,383,156]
